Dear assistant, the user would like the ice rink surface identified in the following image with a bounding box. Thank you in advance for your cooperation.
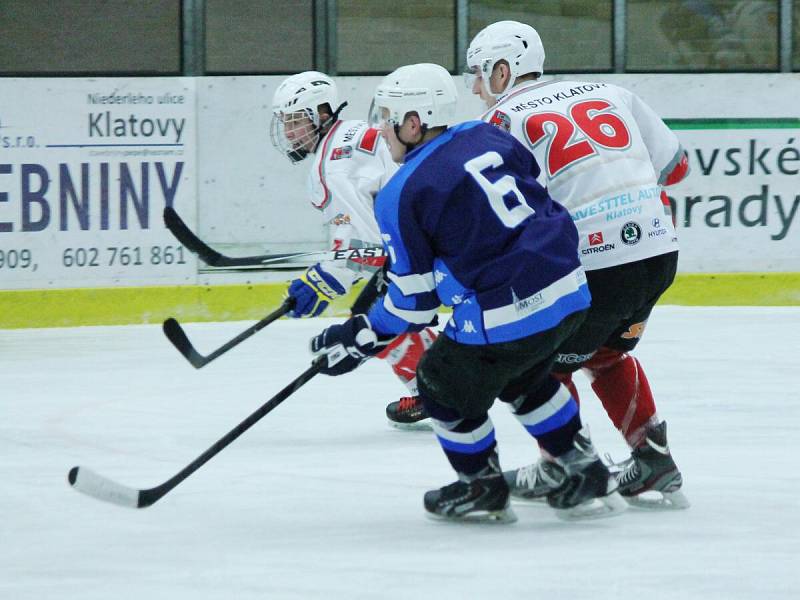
[2,306,799,600]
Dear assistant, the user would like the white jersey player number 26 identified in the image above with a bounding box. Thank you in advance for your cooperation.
[464,151,534,228]
[524,99,631,178]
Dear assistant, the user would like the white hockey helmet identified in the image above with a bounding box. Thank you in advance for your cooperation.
[270,71,339,163]
[465,21,545,97]
[368,63,458,131]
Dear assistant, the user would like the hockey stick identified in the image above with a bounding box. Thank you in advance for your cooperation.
[163,206,385,268]
[162,298,296,369]
[162,248,387,369]
[68,359,324,508]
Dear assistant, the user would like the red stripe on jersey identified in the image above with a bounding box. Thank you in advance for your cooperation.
[664,151,689,186]
[312,120,343,210]
[357,127,380,154]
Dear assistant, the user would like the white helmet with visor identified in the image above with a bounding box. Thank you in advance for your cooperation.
[464,21,545,98]
[368,63,458,133]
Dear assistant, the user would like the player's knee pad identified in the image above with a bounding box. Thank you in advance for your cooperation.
[377,328,438,393]
[417,352,494,420]
[581,348,657,446]
[376,328,436,363]
[420,393,461,423]
[581,346,628,379]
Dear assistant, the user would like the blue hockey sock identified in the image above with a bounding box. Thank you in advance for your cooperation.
[512,377,582,458]
[423,397,496,476]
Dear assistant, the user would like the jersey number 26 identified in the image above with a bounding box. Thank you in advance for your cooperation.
[524,99,631,178]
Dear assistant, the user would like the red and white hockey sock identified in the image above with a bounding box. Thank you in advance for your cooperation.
[582,348,659,448]
[376,328,438,396]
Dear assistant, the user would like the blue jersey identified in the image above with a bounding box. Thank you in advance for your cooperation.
[368,121,590,345]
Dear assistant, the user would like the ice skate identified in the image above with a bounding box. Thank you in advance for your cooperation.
[614,421,690,510]
[547,427,627,521]
[424,453,517,523]
[503,459,566,503]
[386,396,431,431]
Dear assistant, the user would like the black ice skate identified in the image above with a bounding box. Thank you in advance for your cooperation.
[547,427,628,521]
[503,459,566,502]
[386,396,431,431]
[614,421,690,510]
[424,453,517,523]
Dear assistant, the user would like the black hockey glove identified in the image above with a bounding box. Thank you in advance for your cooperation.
[310,315,392,376]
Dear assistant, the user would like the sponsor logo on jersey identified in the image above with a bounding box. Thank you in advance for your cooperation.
[620,321,647,340]
[620,221,642,245]
[330,145,353,160]
[512,289,544,314]
[461,320,477,334]
[556,351,596,365]
[588,231,604,245]
[329,213,351,226]
[648,217,668,239]
[581,243,616,255]
[488,109,511,132]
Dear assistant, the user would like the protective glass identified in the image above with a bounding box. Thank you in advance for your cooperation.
[462,66,480,90]
[367,101,393,129]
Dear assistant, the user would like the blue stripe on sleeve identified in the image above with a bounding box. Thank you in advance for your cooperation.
[484,284,590,344]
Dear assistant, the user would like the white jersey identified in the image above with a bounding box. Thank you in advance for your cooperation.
[307,118,398,286]
[481,80,682,270]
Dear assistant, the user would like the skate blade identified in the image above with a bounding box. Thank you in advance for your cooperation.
[426,507,518,524]
[554,491,628,521]
[626,489,690,510]
[510,491,549,505]
[387,419,433,432]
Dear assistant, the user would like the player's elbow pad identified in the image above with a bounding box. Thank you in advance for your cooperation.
[662,150,690,187]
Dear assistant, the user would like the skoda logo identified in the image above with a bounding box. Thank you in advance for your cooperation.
[620,221,642,245]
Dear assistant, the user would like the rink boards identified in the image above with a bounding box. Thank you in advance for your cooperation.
[1,74,799,327]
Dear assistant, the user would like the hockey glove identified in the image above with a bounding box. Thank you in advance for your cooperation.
[287,263,351,318]
[310,315,392,376]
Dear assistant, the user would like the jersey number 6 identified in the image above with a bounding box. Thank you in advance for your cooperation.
[524,99,631,179]
[464,151,534,229]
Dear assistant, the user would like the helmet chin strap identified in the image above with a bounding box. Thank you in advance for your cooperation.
[311,101,349,154]
[394,123,428,155]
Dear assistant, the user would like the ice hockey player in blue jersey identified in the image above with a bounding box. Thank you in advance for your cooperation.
[309,63,626,523]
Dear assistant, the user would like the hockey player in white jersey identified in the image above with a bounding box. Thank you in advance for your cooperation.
[271,71,437,426]
[464,21,690,509]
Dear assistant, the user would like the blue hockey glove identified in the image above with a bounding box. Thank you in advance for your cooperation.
[287,263,350,318]
[310,315,391,376]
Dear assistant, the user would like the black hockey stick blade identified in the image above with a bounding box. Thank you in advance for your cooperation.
[162,298,295,369]
[68,359,324,508]
[163,206,226,266]
[163,207,327,268]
